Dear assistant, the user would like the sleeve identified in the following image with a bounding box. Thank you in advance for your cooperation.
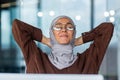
[82,22,114,66]
[12,19,43,63]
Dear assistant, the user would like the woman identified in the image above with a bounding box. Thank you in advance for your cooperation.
[12,16,114,74]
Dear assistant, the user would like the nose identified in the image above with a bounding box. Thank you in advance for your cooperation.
[61,27,67,32]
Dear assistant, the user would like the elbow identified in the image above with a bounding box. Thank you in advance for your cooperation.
[12,19,21,30]
[101,22,114,32]
[12,19,19,27]
[107,22,114,32]
[12,19,17,32]
[12,19,20,35]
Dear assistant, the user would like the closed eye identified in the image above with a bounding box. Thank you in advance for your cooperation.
[53,27,61,30]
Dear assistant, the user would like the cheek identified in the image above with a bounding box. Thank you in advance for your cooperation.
[68,31,74,39]
[53,31,59,39]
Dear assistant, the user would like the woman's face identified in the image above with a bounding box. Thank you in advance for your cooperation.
[53,18,75,45]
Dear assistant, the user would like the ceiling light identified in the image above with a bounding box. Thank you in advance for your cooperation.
[49,11,55,16]
[109,10,115,16]
[75,15,81,21]
[109,17,115,22]
[104,11,109,17]
[37,12,43,17]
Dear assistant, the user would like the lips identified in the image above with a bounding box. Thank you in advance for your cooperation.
[59,34,68,37]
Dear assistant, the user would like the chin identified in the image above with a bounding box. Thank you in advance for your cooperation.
[59,41,70,45]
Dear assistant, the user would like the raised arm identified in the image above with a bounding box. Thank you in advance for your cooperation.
[75,23,114,46]
[82,23,114,44]
[12,19,43,62]
[82,22,114,66]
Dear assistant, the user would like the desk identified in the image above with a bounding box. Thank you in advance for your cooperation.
[0,73,104,80]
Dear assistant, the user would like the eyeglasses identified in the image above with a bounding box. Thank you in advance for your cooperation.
[53,23,75,31]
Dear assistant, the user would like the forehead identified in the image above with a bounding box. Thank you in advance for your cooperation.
[55,18,72,24]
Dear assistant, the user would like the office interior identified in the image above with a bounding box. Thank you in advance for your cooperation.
[0,0,120,80]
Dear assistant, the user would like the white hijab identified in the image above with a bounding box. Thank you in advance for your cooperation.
[48,16,78,70]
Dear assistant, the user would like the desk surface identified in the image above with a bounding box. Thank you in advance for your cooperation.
[0,73,104,80]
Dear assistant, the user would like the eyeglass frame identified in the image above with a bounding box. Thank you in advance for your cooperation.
[52,22,76,31]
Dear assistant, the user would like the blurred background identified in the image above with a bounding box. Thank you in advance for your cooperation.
[0,0,120,80]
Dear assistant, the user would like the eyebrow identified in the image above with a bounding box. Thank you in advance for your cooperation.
[55,22,73,25]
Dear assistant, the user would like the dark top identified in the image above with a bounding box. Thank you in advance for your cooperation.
[12,19,114,74]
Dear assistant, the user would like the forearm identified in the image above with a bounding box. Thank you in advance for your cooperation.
[75,22,114,46]
[41,35,51,47]
[74,36,83,46]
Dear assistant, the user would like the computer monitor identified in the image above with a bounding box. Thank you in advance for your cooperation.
[0,73,104,80]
